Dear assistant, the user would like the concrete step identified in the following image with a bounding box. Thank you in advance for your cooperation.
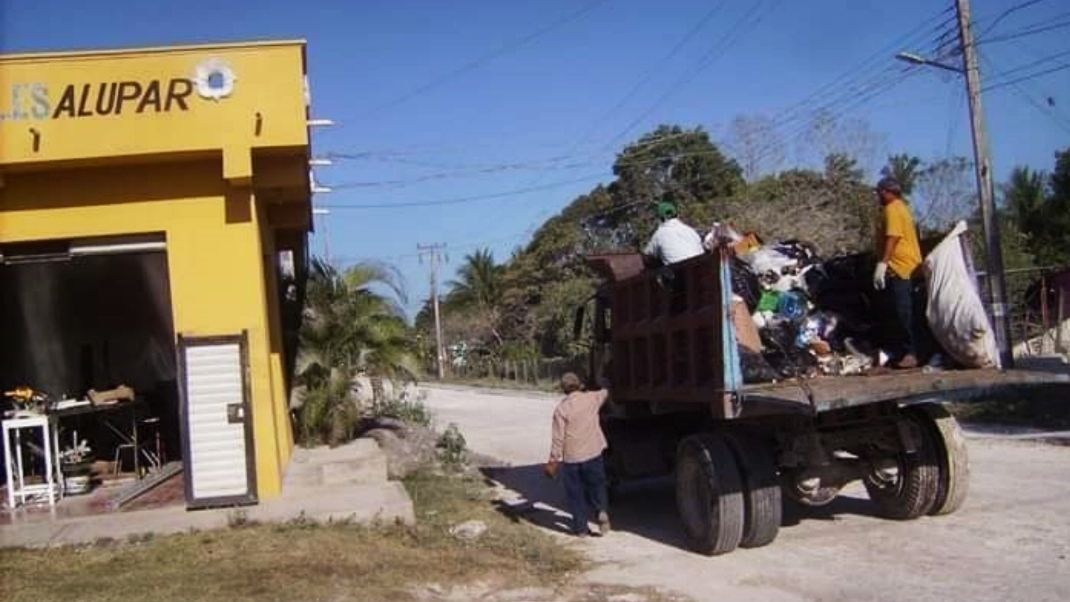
[284,439,389,490]
[291,438,381,464]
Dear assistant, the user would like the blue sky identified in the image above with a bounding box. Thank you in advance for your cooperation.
[4,0,1069,318]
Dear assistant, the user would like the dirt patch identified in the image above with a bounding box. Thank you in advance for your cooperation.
[409,579,689,601]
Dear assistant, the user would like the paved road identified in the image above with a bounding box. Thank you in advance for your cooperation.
[423,384,1070,602]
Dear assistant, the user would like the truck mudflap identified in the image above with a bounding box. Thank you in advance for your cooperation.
[738,368,1070,416]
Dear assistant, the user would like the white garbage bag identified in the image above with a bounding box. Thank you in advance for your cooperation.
[923,221,1000,369]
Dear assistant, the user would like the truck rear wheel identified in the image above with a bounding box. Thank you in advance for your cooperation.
[675,434,745,555]
[724,432,781,548]
[863,411,940,519]
[910,403,970,515]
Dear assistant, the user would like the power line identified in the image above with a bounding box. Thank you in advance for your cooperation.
[735,10,958,167]
[325,159,592,190]
[978,14,1070,45]
[321,144,736,194]
[572,0,728,149]
[768,8,957,130]
[983,61,1070,92]
[605,0,783,150]
[363,0,611,116]
[984,48,1070,83]
[976,0,1052,40]
[980,53,1070,135]
[321,173,605,209]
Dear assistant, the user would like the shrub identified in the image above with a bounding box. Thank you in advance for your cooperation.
[437,423,467,468]
[368,389,432,428]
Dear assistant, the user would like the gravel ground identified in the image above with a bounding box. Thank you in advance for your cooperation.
[422,384,1070,602]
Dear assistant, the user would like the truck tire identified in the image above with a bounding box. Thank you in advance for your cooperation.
[863,411,940,520]
[910,403,970,516]
[675,434,745,555]
[724,432,781,548]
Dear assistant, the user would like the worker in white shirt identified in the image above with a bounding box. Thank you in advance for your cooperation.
[642,200,705,266]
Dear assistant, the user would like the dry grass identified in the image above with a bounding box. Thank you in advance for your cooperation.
[0,471,581,602]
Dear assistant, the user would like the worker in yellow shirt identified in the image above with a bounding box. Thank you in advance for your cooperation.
[872,177,926,369]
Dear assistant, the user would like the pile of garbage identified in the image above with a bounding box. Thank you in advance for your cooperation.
[709,224,890,383]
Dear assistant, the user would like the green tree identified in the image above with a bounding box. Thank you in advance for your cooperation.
[1002,149,1070,267]
[1003,167,1047,248]
[446,248,504,312]
[476,126,744,360]
[588,125,744,250]
[295,259,419,445]
[1038,148,1070,265]
[881,154,923,195]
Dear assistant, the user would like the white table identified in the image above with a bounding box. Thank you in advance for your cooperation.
[2,414,63,509]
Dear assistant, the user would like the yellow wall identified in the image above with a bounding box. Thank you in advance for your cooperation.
[0,160,294,499]
[0,41,309,171]
[0,41,313,500]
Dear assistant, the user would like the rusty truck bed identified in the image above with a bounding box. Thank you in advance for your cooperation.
[584,251,1070,420]
[740,368,1070,416]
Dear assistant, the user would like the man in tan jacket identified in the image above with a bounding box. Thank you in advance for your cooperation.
[545,372,611,537]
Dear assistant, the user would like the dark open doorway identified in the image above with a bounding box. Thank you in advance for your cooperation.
[0,237,181,493]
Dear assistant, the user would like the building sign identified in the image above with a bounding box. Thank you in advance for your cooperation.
[0,58,235,121]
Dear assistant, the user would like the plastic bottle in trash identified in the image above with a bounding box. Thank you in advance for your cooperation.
[795,315,822,348]
[776,291,806,321]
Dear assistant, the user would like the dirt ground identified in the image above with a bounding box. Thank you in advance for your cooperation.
[422,384,1070,602]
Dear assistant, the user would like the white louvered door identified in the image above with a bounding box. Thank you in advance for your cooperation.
[181,335,256,507]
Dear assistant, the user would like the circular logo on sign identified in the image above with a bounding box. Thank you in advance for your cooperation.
[194,58,236,101]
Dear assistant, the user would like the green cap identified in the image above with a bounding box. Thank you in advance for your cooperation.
[655,202,678,221]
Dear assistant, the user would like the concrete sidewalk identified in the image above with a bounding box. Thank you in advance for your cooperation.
[0,438,414,548]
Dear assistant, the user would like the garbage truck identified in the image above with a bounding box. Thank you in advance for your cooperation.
[574,247,1068,556]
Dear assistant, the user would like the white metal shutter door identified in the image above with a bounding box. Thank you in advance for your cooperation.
[184,341,251,502]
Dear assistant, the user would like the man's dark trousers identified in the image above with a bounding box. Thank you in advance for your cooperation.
[561,456,607,535]
[888,272,930,362]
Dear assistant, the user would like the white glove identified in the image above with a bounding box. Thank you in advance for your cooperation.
[873,262,888,291]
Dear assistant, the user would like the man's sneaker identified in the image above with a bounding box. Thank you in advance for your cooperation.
[597,511,611,535]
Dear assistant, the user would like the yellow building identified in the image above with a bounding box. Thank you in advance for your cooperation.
[0,40,315,505]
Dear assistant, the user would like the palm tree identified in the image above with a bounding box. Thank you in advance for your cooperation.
[445,248,505,345]
[295,258,419,445]
[446,248,503,311]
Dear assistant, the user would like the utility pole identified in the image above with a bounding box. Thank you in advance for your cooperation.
[956,0,1014,369]
[418,243,447,379]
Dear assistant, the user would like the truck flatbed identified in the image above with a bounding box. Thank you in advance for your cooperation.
[741,368,1070,416]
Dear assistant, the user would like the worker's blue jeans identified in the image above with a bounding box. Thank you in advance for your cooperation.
[561,456,607,535]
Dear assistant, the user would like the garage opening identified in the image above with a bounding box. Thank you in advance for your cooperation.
[0,234,181,510]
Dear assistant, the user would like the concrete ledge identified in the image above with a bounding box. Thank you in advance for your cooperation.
[0,481,414,549]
